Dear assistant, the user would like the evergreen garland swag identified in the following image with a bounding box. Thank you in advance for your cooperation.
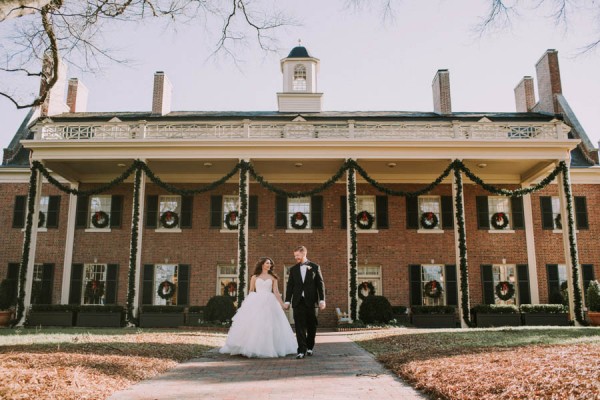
[358,281,375,300]
[495,281,515,301]
[356,210,374,230]
[157,280,176,300]
[420,212,438,229]
[224,211,239,230]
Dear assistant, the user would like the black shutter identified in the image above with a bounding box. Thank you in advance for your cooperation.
[76,196,89,228]
[210,195,222,228]
[69,264,84,304]
[574,196,589,230]
[105,264,119,304]
[110,195,123,228]
[180,195,193,228]
[441,196,454,229]
[476,196,489,229]
[481,264,495,304]
[445,264,458,306]
[511,197,525,230]
[311,195,323,229]
[275,195,287,229]
[142,264,155,305]
[582,264,595,294]
[145,195,158,229]
[409,264,422,306]
[517,264,531,304]
[406,197,418,229]
[376,196,388,229]
[13,195,26,228]
[39,263,54,304]
[46,196,61,229]
[546,264,560,303]
[540,196,554,230]
[340,196,347,229]
[177,264,190,306]
[249,195,258,229]
[7,263,20,306]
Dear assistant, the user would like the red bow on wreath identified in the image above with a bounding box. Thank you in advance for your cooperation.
[295,212,303,220]
[230,213,237,222]
[496,212,505,222]
[95,211,102,219]
[431,281,437,290]
[165,211,173,220]
[92,280,98,290]
[360,212,368,221]
[361,282,368,289]
[427,212,434,221]
[501,282,508,292]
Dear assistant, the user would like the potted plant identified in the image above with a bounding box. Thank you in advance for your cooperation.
[411,305,457,328]
[26,304,78,327]
[586,280,600,326]
[77,305,125,327]
[139,305,185,328]
[0,279,16,327]
[473,304,521,327]
[520,304,569,326]
[185,306,205,326]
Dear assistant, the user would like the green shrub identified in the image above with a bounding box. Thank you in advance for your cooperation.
[79,305,124,313]
[411,305,456,315]
[548,290,564,305]
[141,305,184,313]
[358,295,393,324]
[204,296,236,322]
[472,304,519,314]
[0,279,16,310]
[30,304,79,312]
[586,280,600,312]
[520,304,567,314]
[188,305,205,313]
[391,305,408,315]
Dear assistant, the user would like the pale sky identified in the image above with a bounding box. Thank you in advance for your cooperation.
[1,1,598,150]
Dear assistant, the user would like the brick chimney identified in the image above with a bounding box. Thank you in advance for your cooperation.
[534,49,562,114]
[66,78,89,113]
[152,71,172,116]
[39,53,69,117]
[432,69,452,114]
[514,76,536,112]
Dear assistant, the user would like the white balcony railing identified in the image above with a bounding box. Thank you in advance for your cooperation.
[35,120,569,141]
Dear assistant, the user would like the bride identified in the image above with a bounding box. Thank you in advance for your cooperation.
[219,257,297,358]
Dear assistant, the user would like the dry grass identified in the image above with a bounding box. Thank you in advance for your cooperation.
[351,326,600,400]
[0,328,226,400]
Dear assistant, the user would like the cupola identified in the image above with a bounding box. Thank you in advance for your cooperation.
[277,42,323,112]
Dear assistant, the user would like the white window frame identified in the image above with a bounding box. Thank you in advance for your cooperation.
[30,263,44,304]
[157,195,182,231]
[82,263,107,305]
[287,196,312,232]
[357,195,377,231]
[217,264,238,299]
[154,264,179,305]
[38,196,49,230]
[86,195,112,231]
[221,195,239,232]
[492,264,519,305]
[421,264,446,306]
[357,265,382,304]
[418,195,442,232]
[293,64,307,91]
[488,196,512,231]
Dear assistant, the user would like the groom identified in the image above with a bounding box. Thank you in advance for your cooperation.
[284,245,326,359]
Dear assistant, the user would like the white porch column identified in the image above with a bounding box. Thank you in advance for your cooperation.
[131,168,146,319]
[60,183,79,304]
[451,161,470,328]
[238,159,250,298]
[521,186,540,304]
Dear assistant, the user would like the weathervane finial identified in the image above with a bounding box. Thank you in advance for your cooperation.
[298,39,302,46]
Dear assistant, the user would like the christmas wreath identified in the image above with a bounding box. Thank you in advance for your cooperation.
[160,211,179,229]
[222,281,237,297]
[495,281,515,301]
[157,280,176,300]
[356,210,374,230]
[224,211,239,230]
[38,211,45,228]
[491,212,509,230]
[84,279,105,302]
[554,213,562,229]
[420,212,439,229]
[424,280,443,298]
[290,211,308,229]
[358,281,375,300]
[91,210,110,228]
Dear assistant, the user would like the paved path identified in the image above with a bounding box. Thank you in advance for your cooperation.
[109,332,427,400]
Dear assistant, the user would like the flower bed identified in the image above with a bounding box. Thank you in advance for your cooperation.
[520,304,569,326]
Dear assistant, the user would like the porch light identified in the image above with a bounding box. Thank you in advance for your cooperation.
[203,162,213,167]
[164,258,169,264]
[117,163,126,167]
[502,258,506,264]
[387,162,397,168]
[430,259,435,264]
[93,257,98,263]
[477,163,487,168]
[294,162,303,167]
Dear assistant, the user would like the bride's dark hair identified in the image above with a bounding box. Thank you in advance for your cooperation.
[253,257,278,280]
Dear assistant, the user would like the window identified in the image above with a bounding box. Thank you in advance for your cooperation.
[89,195,112,229]
[158,195,181,229]
[488,196,512,230]
[30,264,44,304]
[222,195,239,229]
[38,197,49,228]
[288,197,311,229]
[418,196,441,230]
[217,264,238,299]
[549,264,568,304]
[82,264,107,305]
[551,197,562,229]
[154,264,179,305]
[357,196,377,230]
[421,265,445,306]
[540,196,588,230]
[492,264,518,305]
[293,64,307,91]
[357,265,381,308]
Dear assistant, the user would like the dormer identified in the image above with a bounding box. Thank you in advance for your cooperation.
[277,45,323,112]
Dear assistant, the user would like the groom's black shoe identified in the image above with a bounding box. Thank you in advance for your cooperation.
[306,350,313,356]
[296,353,305,359]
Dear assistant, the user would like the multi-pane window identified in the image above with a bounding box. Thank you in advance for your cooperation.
[357,196,376,230]
[89,195,112,229]
[418,196,441,230]
[488,196,512,230]
[421,265,445,306]
[551,197,562,229]
[38,197,49,228]
[154,264,179,305]
[293,64,307,91]
[288,197,311,229]
[82,264,107,305]
[31,264,44,304]
[217,264,238,299]
[158,195,181,229]
[492,264,518,305]
[357,265,381,308]
[222,195,239,229]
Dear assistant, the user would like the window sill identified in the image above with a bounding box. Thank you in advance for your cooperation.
[155,228,182,233]
[22,228,47,232]
[552,229,580,234]
[285,229,313,234]
[84,228,111,233]
[417,229,444,234]
[489,229,515,234]
[220,229,238,233]
[357,229,379,234]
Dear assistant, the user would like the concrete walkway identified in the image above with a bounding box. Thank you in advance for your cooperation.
[109,332,427,400]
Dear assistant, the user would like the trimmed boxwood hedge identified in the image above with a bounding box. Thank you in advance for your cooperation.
[141,305,185,313]
[472,304,519,314]
[359,296,393,324]
[411,305,456,315]
[520,304,567,314]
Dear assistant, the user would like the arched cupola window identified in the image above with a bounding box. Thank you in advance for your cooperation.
[293,64,307,91]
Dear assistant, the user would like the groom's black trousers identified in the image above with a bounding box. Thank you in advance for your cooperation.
[293,297,318,354]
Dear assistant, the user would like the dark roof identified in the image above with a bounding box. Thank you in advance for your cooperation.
[287,46,311,58]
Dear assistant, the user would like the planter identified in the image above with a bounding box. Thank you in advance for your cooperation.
[586,311,600,326]
[77,312,123,327]
[391,315,410,326]
[476,313,521,328]
[522,313,569,326]
[139,312,184,328]
[411,314,456,328]
[27,311,75,327]
[0,310,12,327]
[185,312,204,326]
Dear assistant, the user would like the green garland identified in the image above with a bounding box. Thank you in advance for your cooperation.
[453,165,473,326]
[348,165,358,320]
[126,166,142,324]
[237,162,249,305]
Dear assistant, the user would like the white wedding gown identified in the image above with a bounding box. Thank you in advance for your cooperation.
[219,277,297,358]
